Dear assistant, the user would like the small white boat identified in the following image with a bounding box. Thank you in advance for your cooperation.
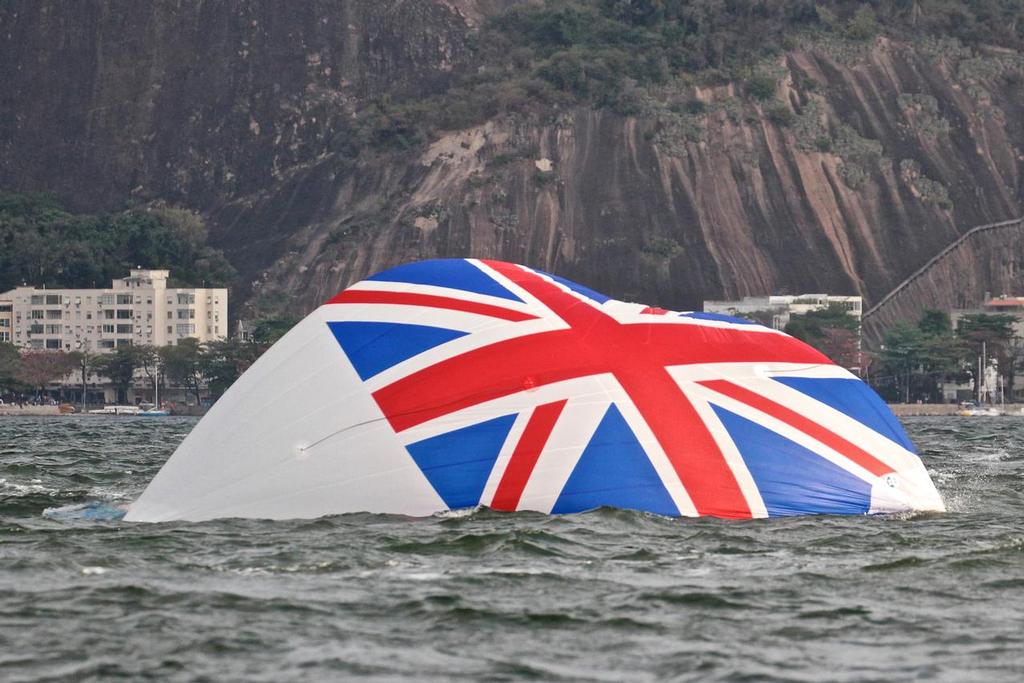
[137,408,170,417]
[957,401,1001,416]
[87,405,141,416]
[134,367,171,416]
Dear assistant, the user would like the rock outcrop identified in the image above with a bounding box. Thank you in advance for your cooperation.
[2,2,1022,329]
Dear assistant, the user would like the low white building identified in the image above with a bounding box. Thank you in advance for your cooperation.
[702,294,863,330]
[0,269,227,353]
[0,299,11,343]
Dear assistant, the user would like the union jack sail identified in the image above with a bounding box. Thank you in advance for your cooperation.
[127,259,944,522]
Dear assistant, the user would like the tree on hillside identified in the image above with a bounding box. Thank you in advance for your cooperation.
[0,193,236,293]
[251,316,299,345]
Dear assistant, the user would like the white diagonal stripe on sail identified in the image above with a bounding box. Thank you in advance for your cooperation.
[685,382,879,485]
[684,388,769,518]
[478,408,533,509]
[612,385,700,517]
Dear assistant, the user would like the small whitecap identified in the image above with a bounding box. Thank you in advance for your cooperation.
[434,507,480,519]
[81,566,108,576]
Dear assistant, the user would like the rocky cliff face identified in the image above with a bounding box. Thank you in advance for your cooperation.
[3,2,1023,326]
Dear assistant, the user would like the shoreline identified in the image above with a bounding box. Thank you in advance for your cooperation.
[888,403,1024,416]
[0,405,63,416]
[4,404,1020,418]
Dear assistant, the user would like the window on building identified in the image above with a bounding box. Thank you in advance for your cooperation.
[102,324,115,334]
[177,309,195,320]
[177,293,196,305]
[86,312,92,320]
[45,339,60,349]
[0,319,8,328]
[176,324,195,336]
[0,331,9,342]
[45,325,61,334]
[30,310,44,319]
[45,294,61,305]
[116,294,133,305]
[116,324,133,334]
[116,309,132,319]
[167,311,172,319]
[116,339,133,347]
[100,294,115,306]
[167,326,173,334]
[29,324,43,334]
[30,295,44,305]
[103,310,115,320]
[46,310,61,319]
[98,340,115,349]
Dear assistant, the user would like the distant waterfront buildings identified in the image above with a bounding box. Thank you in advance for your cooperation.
[942,295,1024,403]
[702,294,863,330]
[0,269,228,353]
[703,293,864,373]
[950,295,1024,338]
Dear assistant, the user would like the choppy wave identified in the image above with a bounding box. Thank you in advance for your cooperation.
[1,415,1023,680]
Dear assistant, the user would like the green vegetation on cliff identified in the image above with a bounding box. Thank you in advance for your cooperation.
[361,0,1024,150]
[0,193,235,292]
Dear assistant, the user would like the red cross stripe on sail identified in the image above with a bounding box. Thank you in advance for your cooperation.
[325,259,899,519]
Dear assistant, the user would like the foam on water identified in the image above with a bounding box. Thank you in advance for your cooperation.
[42,501,128,521]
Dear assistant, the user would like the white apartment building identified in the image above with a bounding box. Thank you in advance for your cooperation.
[0,299,11,343]
[0,269,227,353]
[703,294,863,330]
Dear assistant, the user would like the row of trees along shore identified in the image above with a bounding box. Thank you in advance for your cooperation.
[1,306,1018,407]
[0,319,294,405]
[871,310,1019,404]
[781,305,1020,404]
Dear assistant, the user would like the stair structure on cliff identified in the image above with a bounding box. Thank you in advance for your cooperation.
[862,216,1024,349]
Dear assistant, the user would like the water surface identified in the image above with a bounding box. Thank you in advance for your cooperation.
[1,416,1021,681]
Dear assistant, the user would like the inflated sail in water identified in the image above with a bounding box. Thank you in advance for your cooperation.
[126,259,944,522]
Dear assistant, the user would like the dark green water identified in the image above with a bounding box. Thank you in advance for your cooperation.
[1,416,1022,682]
